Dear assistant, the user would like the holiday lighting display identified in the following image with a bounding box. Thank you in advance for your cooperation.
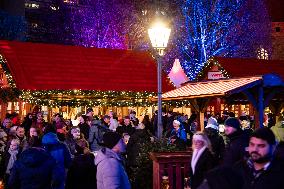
[171,0,271,80]
[0,54,186,107]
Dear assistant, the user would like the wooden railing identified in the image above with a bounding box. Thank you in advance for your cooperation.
[150,151,192,189]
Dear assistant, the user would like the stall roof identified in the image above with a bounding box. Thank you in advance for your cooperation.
[0,40,174,92]
[197,57,284,80]
[161,76,262,100]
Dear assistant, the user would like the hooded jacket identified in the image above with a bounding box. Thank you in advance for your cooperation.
[42,132,72,189]
[8,147,60,189]
[95,148,130,189]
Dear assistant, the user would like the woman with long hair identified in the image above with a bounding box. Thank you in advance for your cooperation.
[190,132,215,189]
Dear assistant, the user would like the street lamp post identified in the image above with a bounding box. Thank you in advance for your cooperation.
[148,21,171,138]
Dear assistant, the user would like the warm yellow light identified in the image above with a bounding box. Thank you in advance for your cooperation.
[148,21,171,56]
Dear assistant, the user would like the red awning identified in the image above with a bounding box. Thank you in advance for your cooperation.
[0,40,174,92]
[213,57,284,79]
[162,76,262,100]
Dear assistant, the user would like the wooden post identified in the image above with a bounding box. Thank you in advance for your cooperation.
[258,86,264,128]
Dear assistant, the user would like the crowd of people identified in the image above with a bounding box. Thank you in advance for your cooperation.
[0,108,283,189]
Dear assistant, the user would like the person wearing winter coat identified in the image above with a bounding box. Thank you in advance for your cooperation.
[233,127,284,189]
[42,132,72,189]
[222,117,249,166]
[8,136,61,189]
[204,117,225,163]
[65,126,86,158]
[168,120,187,150]
[95,132,131,189]
[126,123,151,167]
[65,139,97,189]
[190,132,215,189]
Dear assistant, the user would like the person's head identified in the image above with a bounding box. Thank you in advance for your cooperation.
[102,132,125,153]
[70,127,81,139]
[37,112,43,120]
[248,127,276,164]
[10,139,20,151]
[205,117,219,130]
[16,126,25,138]
[224,117,241,136]
[79,115,87,124]
[29,127,38,137]
[86,107,94,117]
[75,138,89,154]
[103,115,111,124]
[108,110,114,118]
[43,123,56,134]
[0,129,7,142]
[54,113,62,123]
[136,122,145,130]
[2,118,12,129]
[173,120,181,130]
[192,132,211,150]
[124,116,131,126]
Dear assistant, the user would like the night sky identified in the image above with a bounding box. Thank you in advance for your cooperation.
[267,0,284,21]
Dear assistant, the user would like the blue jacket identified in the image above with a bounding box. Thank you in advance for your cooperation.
[8,147,61,189]
[42,132,72,189]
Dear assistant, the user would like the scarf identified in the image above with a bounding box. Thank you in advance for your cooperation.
[191,146,206,174]
[6,149,18,174]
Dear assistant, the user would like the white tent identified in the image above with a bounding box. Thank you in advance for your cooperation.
[168,59,189,87]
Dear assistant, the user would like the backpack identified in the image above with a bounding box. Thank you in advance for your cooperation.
[94,124,111,145]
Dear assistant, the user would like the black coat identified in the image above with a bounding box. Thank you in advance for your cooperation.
[126,129,150,167]
[190,148,215,189]
[65,153,97,189]
[204,128,225,163]
[222,130,249,166]
[8,147,59,189]
[233,159,284,189]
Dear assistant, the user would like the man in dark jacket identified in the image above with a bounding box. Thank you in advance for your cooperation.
[233,127,284,189]
[8,137,61,189]
[222,117,249,166]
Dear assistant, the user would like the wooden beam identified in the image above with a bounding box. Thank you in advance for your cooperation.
[258,86,264,128]
[264,89,277,108]
[243,89,258,109]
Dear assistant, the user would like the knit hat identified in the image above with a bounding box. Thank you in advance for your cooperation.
[102,132,121,149]
[205,117,219,130]
[224,117,241,130]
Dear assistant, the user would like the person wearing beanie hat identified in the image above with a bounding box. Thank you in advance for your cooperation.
[233,127,284,189]
[204,117,225,163]
[95,132,130,189]
[222,117,249,166]
[224,117,241,131]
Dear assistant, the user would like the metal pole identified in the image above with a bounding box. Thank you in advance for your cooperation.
[157,55,163,138]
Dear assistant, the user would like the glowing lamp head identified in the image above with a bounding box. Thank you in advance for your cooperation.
[148,21,171,56]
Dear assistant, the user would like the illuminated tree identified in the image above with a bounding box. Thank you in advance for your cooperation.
[170,0,271,80]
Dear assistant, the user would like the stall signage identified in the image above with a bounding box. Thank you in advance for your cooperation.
[208,71,225,80]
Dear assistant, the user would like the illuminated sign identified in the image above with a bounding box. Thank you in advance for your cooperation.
[208,71,225,80]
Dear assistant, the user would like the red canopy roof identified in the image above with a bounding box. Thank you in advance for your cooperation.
[198,57,284,80]
[162,76,262,100]
[0,41,174,92]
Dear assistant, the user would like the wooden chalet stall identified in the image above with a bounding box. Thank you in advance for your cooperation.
[0,40,174,121]
[160,57,284,130]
